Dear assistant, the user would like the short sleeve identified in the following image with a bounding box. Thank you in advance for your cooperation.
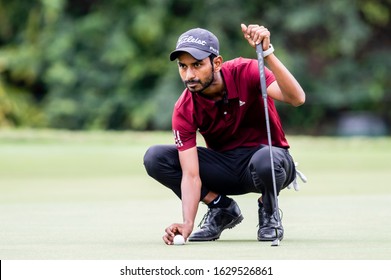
[172,97,197,151]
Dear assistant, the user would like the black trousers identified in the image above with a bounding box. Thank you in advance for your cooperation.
[143,145,296,214]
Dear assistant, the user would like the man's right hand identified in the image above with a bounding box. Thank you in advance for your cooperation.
[163,223,193,245]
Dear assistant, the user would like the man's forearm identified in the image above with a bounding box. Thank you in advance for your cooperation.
[181,175,201,230]
[265,54,305,106]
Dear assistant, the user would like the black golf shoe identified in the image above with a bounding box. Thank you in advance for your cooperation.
[188,200,243,242]
[257,203,284,241]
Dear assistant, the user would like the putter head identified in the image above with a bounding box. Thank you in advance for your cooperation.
[271,238,280,246]
[271,228,280,247]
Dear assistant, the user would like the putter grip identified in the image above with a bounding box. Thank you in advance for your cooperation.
[256,44,268,99]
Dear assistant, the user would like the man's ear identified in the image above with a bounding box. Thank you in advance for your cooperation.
[213,56,223,72]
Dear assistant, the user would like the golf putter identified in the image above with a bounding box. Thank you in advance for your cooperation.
[256,43,281,247]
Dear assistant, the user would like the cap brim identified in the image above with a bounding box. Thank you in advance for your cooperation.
[169,48,211,61]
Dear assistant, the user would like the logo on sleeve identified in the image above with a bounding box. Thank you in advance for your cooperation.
[173,130,183,147]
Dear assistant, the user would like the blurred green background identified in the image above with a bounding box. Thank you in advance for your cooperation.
[1,0,390,135]
[1,1,391,260]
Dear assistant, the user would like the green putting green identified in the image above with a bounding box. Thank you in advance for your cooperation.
[0,130,390,259]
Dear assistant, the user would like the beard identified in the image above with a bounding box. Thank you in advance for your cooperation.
[184,63,215,94]
[184,73,214,94]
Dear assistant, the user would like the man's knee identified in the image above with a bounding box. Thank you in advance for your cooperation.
[248,147,289,191]
[143,145,177,177]
[144,145,163,176]
[249,148,272,176]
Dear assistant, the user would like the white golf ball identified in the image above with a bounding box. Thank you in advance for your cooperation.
[173,234,185,245]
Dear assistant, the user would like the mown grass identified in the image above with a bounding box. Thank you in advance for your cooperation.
[0,129,390,259]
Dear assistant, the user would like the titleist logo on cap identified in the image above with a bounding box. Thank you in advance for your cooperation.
[177,35,207,47]
[169,28,219,61]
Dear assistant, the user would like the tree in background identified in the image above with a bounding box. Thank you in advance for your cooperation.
[0,0,390,134]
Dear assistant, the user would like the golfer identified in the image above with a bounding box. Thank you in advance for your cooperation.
[144,24,305,245]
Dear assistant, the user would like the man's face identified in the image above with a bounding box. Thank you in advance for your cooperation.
[177,52,214,93]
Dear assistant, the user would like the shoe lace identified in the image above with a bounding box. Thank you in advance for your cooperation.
[287,162,308,191]
[197,208,212,228]
[275,208,284,221]
[256,208,283,227]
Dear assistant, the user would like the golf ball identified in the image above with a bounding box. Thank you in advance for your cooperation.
[173,234,185,245]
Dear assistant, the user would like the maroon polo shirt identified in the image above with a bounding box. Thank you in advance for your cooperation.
[172,57,289,152]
